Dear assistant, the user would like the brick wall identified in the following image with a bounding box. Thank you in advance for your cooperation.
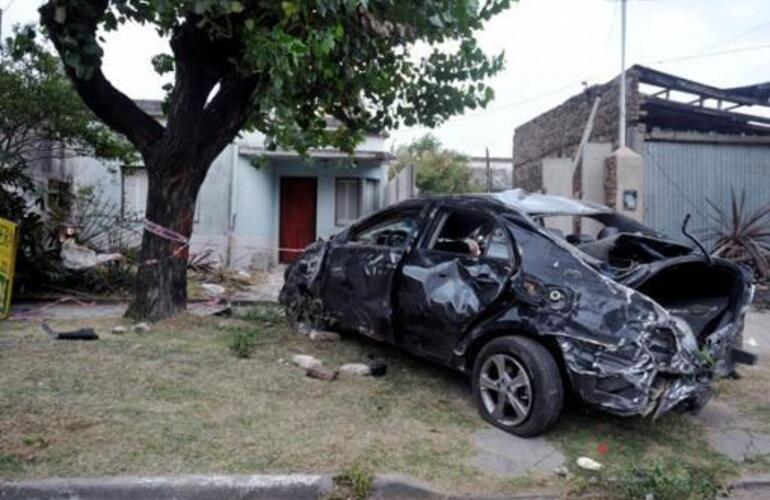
[513,71,641,191]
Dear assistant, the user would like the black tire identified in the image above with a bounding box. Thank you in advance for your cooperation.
[472,335,563,437]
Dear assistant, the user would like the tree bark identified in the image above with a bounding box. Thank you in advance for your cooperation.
[41,0,263,322]
[125,159,205,321]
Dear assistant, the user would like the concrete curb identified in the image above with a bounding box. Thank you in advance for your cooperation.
[729,474,770,492]
[0,473,561,500]
[0,474,332,500]
[370,473,558,499]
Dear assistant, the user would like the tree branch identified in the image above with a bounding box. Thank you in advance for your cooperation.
[39,1,165,154]
[161,21,234,160]
[198,72,263,165]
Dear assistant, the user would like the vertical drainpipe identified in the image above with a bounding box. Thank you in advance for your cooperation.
[226,144,239,268]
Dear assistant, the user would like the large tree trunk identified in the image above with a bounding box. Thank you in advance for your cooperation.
[125,161,204,321]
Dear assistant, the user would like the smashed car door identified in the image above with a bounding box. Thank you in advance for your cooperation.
[395,207,514,361]
[320,206,424,342]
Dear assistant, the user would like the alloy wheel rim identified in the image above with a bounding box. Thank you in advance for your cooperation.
[479,353,533,426]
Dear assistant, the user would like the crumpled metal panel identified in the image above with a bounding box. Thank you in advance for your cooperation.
[279,240,330,327]
[488,217,745,417]
[280,196,753,421]
[396,248,510,359]
[320,244,405,341]
[402,259,504,321]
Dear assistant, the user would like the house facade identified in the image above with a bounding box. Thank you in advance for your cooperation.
[29,100,390,268]
[513,65,770,242]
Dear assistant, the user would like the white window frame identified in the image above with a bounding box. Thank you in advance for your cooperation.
[362,178,380,217]
[335,177,362,227]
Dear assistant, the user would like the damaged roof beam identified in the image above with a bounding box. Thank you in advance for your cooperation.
[646,97,770,125]
[635,65,770,108]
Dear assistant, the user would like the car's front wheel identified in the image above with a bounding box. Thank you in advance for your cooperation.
[472,335,563,437]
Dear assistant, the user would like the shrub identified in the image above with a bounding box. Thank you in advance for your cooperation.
[331,466,373,500]
[241,303,286,325]
[706,189,770,281]
[228,328,260,359]
[613,461,720,500]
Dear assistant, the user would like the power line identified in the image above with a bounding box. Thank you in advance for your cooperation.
[441,40,770,126]
[696,20,770,55]
[439,6,770,126]
[649,42,770,64]
[442,79,588,125]
[3,0,17,11]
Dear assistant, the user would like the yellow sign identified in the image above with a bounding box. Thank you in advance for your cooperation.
[0,217,19,320]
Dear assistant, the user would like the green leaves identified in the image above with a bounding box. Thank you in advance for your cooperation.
[40,0,514,157]
[281,1,299,19]
[151,53,175,76]
[1,25,136,234]
[391,135,478,194]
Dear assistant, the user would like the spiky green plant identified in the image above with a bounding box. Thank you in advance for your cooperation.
[706,189,770,280]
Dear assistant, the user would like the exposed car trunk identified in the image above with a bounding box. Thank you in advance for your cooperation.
[629,259,747,345]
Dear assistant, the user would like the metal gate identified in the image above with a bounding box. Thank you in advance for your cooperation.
[644,141,770,245]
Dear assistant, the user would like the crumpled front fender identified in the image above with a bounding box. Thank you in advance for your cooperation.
[279,240,330,327]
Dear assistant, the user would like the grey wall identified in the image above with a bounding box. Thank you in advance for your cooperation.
[387,164,416,205]
[644,141,770,244]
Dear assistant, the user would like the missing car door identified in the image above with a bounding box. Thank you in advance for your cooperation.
[321,207,423,341]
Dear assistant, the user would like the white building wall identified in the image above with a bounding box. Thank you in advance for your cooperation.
[44,118,390,269]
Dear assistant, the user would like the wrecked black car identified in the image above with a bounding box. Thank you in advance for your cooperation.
[280,189,756,436]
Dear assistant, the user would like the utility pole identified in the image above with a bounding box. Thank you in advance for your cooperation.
[485,147,491,193]
[619,0,627,149]
[0,9,4,41]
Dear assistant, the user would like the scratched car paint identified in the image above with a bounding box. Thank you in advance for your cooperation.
[280,189,756,436]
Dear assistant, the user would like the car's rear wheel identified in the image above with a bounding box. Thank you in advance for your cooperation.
[472,335,563,437]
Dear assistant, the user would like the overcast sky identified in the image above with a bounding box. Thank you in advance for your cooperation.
[4,0,770,158]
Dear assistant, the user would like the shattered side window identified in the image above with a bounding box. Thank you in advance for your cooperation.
[350,209,420,248]
[428,210,499,259]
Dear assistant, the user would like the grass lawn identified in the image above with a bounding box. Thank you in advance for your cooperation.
[0,303,763,498]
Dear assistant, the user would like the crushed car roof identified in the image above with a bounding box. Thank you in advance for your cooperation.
[489,189,612,216]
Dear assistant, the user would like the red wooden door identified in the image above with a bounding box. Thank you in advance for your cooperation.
[279,177,317,263]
